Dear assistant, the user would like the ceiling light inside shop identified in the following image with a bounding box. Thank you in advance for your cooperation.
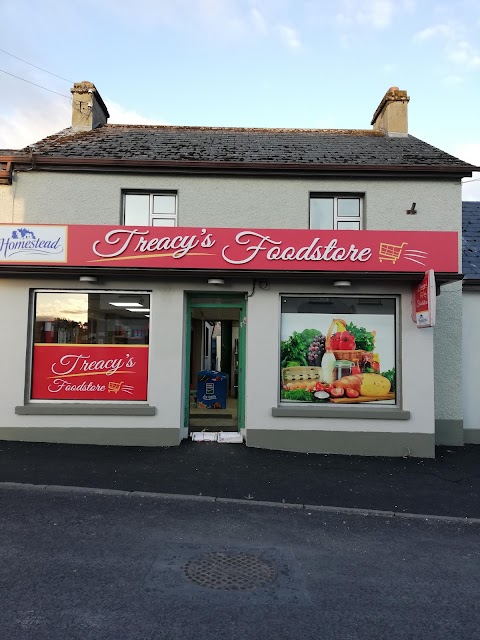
[109,302,143,307]
[127,308,151,312]
[145,314,150,318]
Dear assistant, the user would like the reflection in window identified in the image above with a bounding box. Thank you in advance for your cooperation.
[34,292,150,345]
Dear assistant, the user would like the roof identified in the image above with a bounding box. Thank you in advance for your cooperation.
[1,124,476,186]
[462,201,480,280]
[6,124,472,167]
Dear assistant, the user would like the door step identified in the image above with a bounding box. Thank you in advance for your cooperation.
[191,431,243,443]
[189,418,238,429]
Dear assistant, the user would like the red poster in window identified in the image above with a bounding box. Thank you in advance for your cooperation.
[31,344,149,401]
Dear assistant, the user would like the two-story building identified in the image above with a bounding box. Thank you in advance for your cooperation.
[0,83,475,457]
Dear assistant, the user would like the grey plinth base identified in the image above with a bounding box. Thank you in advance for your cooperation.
[272,406,410,420]
[0,427,180,447]
[247,430,435,458]
[463,428,480,444]
[15,404,156,416]
[434,419,464,446]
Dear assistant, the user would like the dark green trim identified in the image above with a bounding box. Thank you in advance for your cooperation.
[247,430,434,457]
[15,404,156,416]
[463,428,480,444]
[0,427,179,446]
[272,406,410,420]
[184,293,246,432]
[435,419,464,446]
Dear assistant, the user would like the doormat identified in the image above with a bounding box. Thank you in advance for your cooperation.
[191,431,243,443]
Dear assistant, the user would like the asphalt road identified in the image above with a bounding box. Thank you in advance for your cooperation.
[2,441,480,518]
[1,485,479,640]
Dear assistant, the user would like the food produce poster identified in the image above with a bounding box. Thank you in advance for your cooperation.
[31,344,149,401]
[281,314,394,368]
[280,313,395,403]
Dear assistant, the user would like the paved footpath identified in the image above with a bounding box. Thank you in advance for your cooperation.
[1,440,480,518]
[1,485,479,640]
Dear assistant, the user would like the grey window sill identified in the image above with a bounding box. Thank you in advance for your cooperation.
[15,404,157,416]
[272,405,410,420]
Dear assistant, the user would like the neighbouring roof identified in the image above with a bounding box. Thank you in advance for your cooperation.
[463,201,480,280]
[0,124,476,172]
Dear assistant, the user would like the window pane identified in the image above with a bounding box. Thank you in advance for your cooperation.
[33,292,150,345]
[338,198,360,216]
[124,194,150,226]
[310,198,334,229]
[31,292,150,402]
[337,220,361,230]
[280,297,396,406]
[153,195,176,214]
[152,217,176,227]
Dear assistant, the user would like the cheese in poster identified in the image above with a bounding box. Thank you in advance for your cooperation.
[280,298,396,404]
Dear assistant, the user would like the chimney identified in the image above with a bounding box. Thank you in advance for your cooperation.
[70,81,109,131]
[371,86,409,137]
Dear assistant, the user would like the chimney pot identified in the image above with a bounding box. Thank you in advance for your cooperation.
[70,81,109,131]
[371,87,409,137]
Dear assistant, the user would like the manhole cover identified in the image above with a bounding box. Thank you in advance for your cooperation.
[184,552,277,590]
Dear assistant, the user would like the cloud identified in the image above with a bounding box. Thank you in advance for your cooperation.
[415,24,454,41]
[335,0,412,30]
[250,7,267,34]
[442,75,464,86]
[454,144,480,201]
[414,21,480,70]
[0,95,71,150]
[276,24,301,50]
[107,100,165,126]
[0,91,161,150]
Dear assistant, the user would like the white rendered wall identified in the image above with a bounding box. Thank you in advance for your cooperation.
[0,277,434,447]
[462,291,480,439]
[1,171,460,233]
[0,170,462,435]
[246,280,435,437]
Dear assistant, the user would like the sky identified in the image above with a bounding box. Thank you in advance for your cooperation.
[0,0,479,199]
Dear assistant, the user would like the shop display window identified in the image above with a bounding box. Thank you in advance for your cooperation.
[280,296,397,406]
[310,195,363,230]
[30,291,150,402]
[123,191,177,227]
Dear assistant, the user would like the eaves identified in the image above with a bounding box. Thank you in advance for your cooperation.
[0,155,477,181]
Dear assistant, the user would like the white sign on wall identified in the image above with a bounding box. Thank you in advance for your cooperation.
[0,226,67,263]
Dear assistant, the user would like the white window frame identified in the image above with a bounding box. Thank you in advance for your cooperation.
[123,191,178,227]
[309,194,364,230]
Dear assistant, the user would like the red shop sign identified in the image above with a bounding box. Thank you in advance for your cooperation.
[31,344,149,401]
[0,224,459,273]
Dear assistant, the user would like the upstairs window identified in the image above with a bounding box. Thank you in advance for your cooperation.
[123,192,177,227]
[310,195,363,230]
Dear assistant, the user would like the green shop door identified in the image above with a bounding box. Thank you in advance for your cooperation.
[184,294,246,434]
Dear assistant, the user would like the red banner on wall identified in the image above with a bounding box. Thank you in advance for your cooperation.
[31,344,149,401]
[412,270,436,328]
[0,224,459,273]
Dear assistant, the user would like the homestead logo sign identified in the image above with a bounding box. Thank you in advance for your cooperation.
[0,226,67,262]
